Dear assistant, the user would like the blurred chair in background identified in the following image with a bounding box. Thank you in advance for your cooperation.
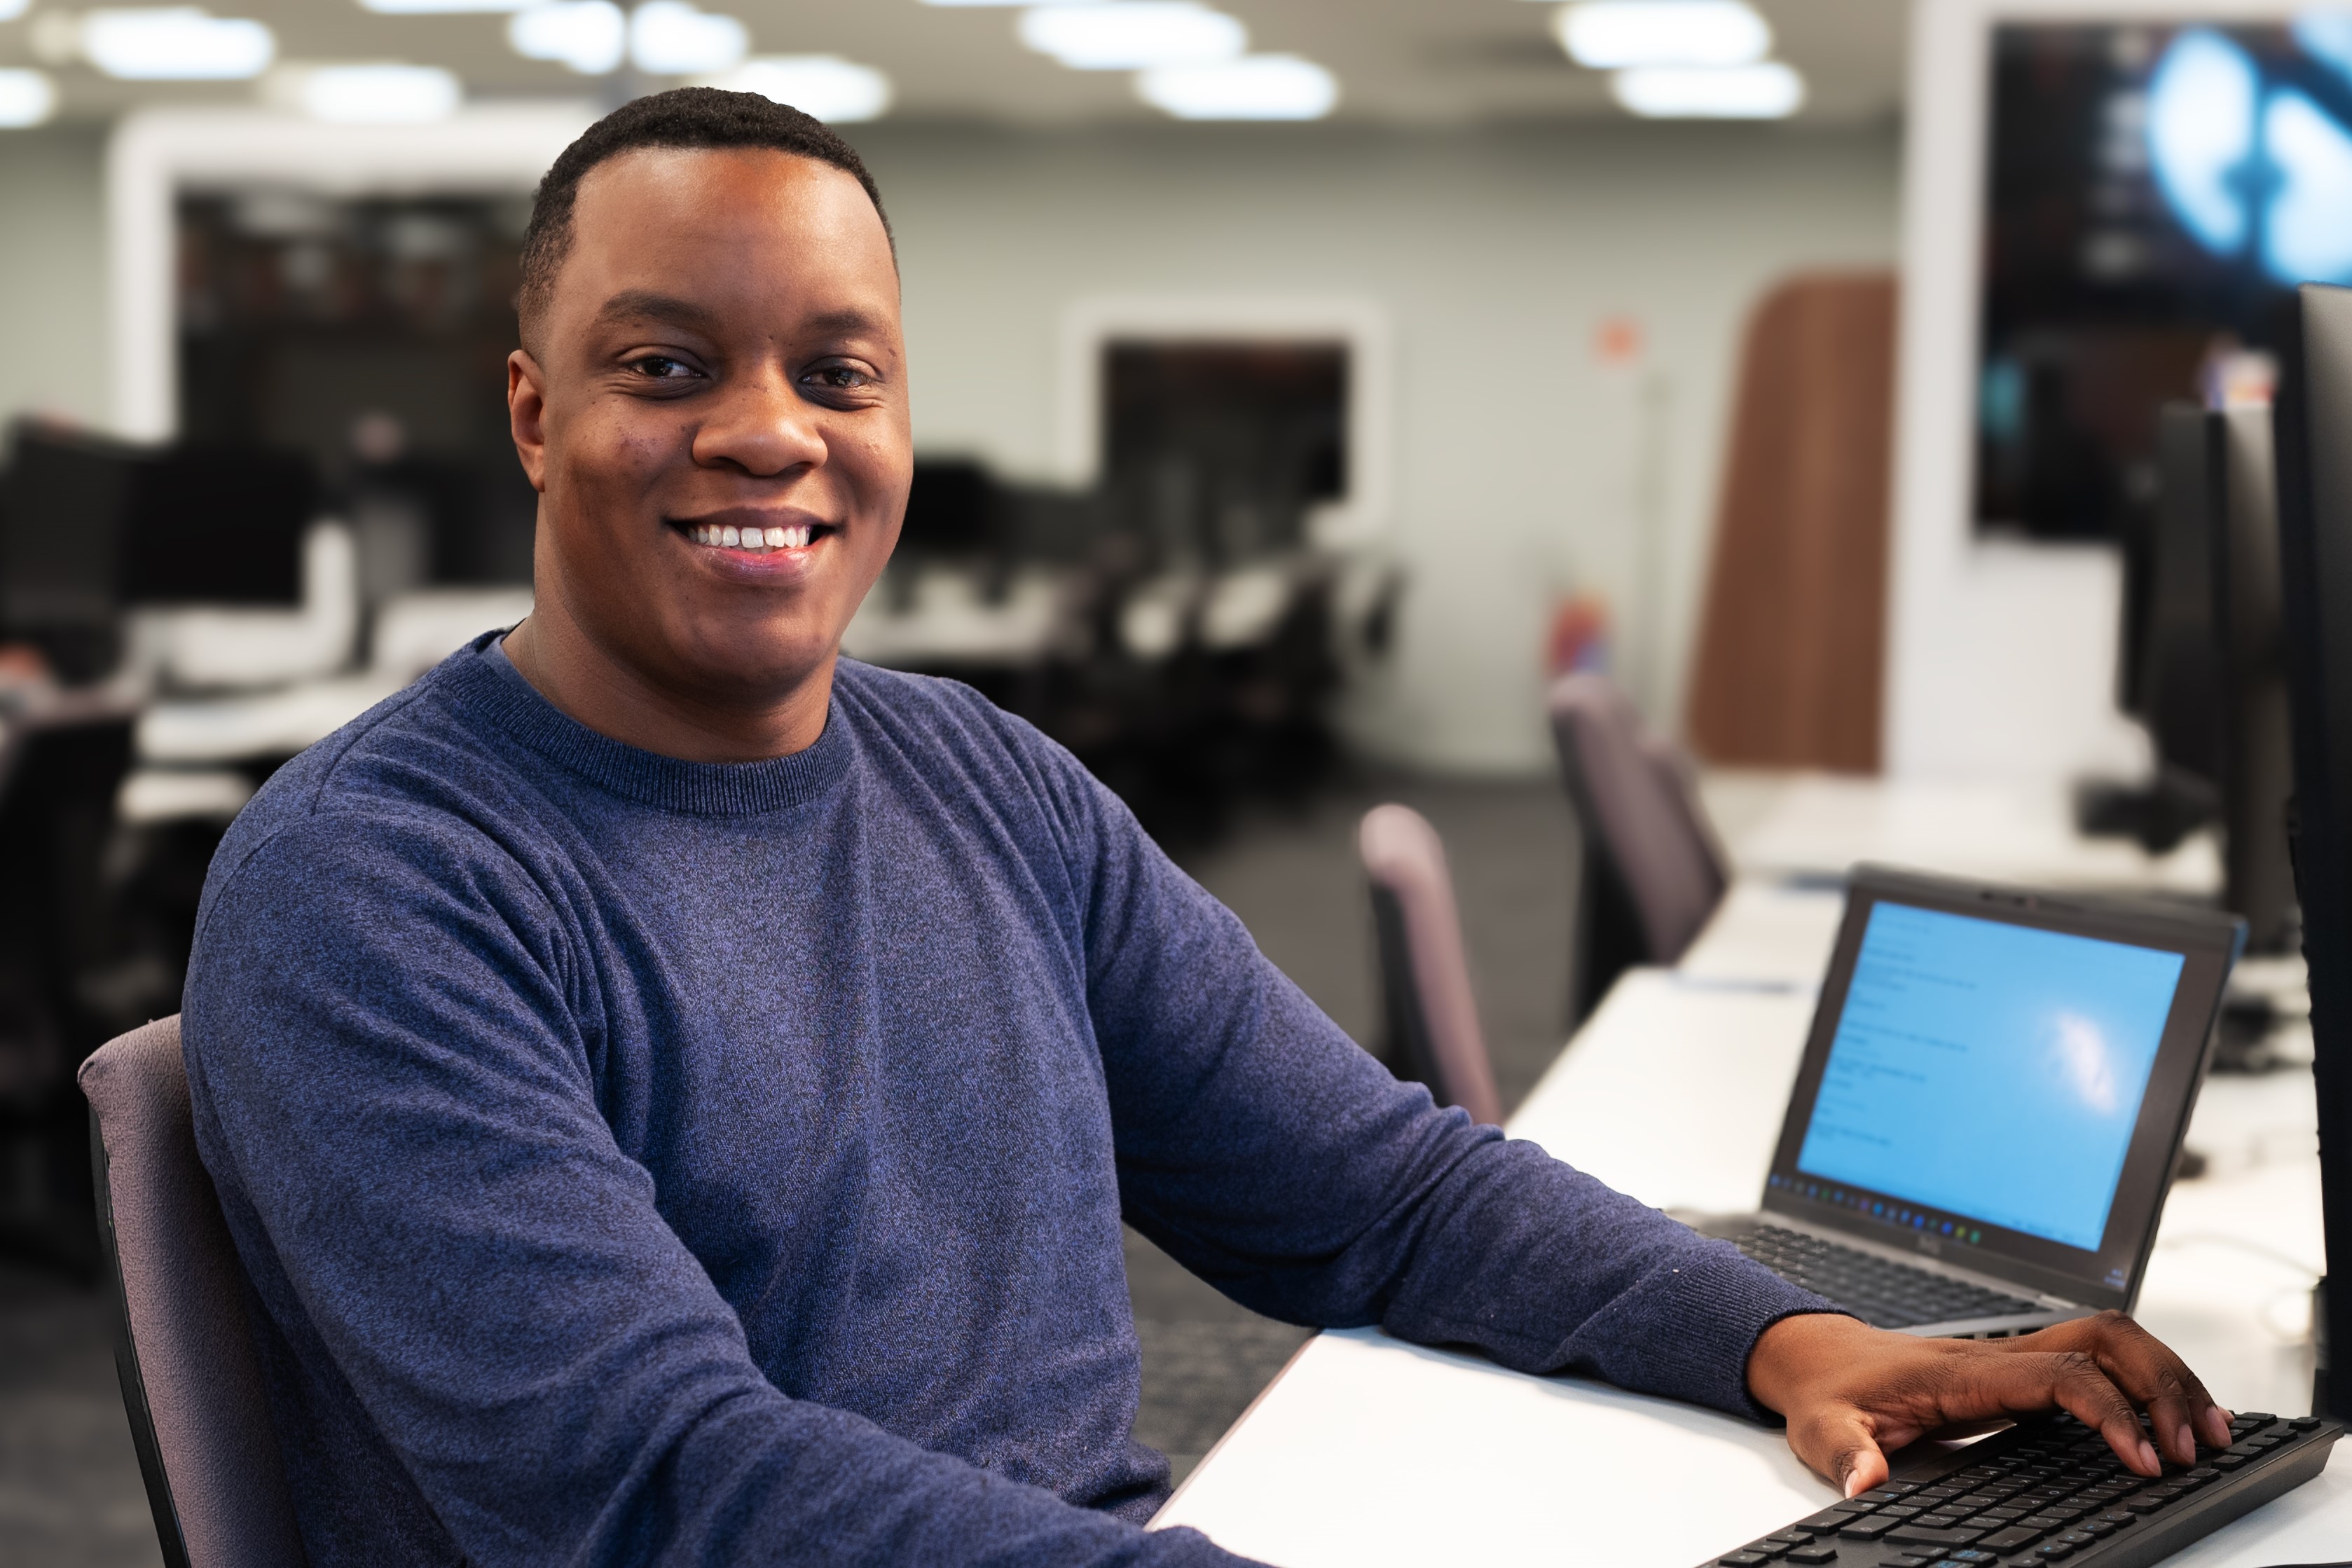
[80,1015,308,1568]
[0,701,165,1277]
[1359,804,1503,1127]
[1548,672,1728,1024]
[1683,272,1897,774]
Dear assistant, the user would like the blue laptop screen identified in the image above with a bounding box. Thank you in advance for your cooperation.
[1794,901,2187,1252]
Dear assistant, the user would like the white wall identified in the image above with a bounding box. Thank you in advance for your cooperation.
[857,122,1901,771]
[0,128,108,430]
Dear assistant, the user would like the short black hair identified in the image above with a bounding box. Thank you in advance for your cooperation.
[517,87,892,350]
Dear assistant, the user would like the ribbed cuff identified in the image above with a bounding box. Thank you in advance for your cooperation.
[1611,1245,1845,1424]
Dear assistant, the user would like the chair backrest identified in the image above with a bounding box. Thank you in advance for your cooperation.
[1548,673,1728,1014]
[77,1015,307,1568]
[1359,805,1504,1127]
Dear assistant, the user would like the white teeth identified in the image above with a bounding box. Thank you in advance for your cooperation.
[687,521,819,549]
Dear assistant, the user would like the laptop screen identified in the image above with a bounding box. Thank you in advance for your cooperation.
[1763,868,2241,1310]
[1794,902,2185,1252]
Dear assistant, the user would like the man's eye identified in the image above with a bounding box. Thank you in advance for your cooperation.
[806,365,873,391]
[629,356,697,380]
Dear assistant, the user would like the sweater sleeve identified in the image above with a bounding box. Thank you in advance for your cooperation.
[182,809,1265,1568]
[1027,750,1838,1420]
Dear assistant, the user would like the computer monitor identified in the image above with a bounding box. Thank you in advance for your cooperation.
[2141,404,2227,793]
[0,425,142,633]
[119,444,314,607]
[2210,406,2299,955]
[899,460,998,558]
[2269,280,2352,1417]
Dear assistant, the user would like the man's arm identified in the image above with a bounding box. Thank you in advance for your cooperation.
[185,810,1260,1568]
[1024,748,1831,1418]
[1025,742,2231,1476]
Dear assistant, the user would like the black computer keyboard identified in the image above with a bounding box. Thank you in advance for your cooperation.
[1700,1408,2342,1566]
[1724,1222,2039,1328]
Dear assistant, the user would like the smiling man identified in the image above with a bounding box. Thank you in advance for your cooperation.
[181,90,2231,1568]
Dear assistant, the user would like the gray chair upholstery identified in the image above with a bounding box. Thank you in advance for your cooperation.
[1359,804,1504,1127]
[1548,673,1729,1019]
[77,1015,307,1568]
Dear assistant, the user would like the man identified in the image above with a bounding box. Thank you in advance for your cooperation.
[184,90,2231,1567]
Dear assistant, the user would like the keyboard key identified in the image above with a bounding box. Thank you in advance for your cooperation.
[1979,1526,2045,1550]
[2033,1546,2073,1561]
[1784,1547,1838,1564]
[1840,1519,1894,1540]
[2290,1416,2323,1431]
[1885,1525,1987,1546]
[1946,1552,2000,1564]
[1717,1555,1770,1566]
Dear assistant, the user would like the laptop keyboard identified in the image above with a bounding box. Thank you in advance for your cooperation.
[1725,1222,2040,1328]
[1702,1409,2342,1565]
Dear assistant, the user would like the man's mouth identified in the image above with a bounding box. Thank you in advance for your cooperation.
[675,520,835,553]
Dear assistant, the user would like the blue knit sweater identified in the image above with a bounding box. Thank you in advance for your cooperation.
[181,634,1827,1567]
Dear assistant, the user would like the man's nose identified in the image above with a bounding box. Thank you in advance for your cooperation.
[692,364,826,478]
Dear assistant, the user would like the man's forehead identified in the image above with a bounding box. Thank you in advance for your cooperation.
[572,144,879,235]
[557,146,899,321]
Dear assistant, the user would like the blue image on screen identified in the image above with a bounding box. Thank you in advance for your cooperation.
[1795,903,2185,1252]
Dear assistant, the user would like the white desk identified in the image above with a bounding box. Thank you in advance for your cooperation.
[1154,968,2341,1566]
[1704,772,2223,897]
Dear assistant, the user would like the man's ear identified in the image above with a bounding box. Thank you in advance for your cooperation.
[508,349,551,493]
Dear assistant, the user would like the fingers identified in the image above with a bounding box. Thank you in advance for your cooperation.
[1791,1403,1889,1498]
[1965,1345,2160,1474]
[2024,1313,2231,1466]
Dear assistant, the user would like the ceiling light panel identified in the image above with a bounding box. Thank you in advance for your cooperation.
[1613,60,1803,117]
[1019,3,1246,71]
[0,0,27,21]
[1556,0,1770,69]
[508,0,624,74]
[82,7,276,80]
[295,62,463,121]
[0,67,57,127]
[1137,53,1335,118]
[629,1,746,75]
[358,0,534,13]
[710,55,892,122]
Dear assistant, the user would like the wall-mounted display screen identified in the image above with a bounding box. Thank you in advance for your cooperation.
[1978,20,2352,539]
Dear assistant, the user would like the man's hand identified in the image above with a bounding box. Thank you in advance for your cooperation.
[1746,1311,2234,1497]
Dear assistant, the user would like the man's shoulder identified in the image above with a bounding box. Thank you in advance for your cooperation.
[832,658,1061,773]
[209,645,546,887]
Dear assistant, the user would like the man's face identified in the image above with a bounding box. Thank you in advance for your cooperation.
[508,146,909,706]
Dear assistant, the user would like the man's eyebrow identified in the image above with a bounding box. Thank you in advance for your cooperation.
[591,290,722,333]
[802,307,892,339]
[586,293,891,343]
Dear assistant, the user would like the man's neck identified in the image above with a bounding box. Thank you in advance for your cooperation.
[501,611,834,765]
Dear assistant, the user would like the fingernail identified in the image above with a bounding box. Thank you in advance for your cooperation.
[2175,1424,2193,1458]
[2138,1440,2160,1473]
[1845,1472,1866,1499]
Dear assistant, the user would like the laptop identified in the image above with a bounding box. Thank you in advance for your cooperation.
[1691,864,2246,1338]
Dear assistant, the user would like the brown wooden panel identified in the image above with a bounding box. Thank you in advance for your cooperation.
[1685,273,1897,774]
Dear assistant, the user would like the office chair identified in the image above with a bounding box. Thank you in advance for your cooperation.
[78,1015,308,1568]
[1548,673,1728,1022]
[0,703,159,1277]
[1359,804,1504,1127]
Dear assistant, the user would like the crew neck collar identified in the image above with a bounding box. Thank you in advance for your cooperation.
[443,631,853,817]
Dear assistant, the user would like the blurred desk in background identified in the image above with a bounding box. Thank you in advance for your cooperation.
[1156,951,2332,1567]
[1701,771,2222,896]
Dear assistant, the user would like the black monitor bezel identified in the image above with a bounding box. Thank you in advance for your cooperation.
[1761,865,2243,1312]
